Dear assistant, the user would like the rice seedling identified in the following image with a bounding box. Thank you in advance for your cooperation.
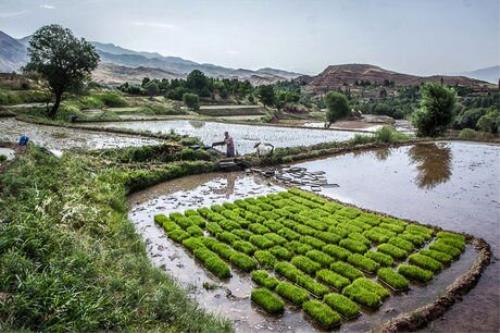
[269,246,292,260]
[167,229,190,243]
[377,243,408,259]
[339,239,368,254]
[186,225,203,237]
[229,252,258,272]
[306,250,335,267]
[263,220,283,232]
[322,244,352,260]
[300,236,326,250]
[233,240,257,255]
[398,264,433,283]
[206,222,224,236]
[232,229,252,240]
[429,241,462,258]
[400,232,426,246]
[251,288,285,314]
[323,293,360,319]
[302,300,341,329]
[297,274,330,297]
[380,222,405,234]
[316,269,350,290]
[291,255,322,275]
[351,277,390,299]
[286,241,314,255]
[277,227,301,241]
[275,282,310,306]
[249,235,275,249]
[343,283,381,309]
[264,233,287,245]
[419,249,453,264]
[408,253,443,272]
[314,231,342,244]
[249,223,271,235]
[251,270,279,289]
[216,231,240,245]
[377,267,409,291]
[274,261,302,282]
[388,236,415,252]
[363,229,390,243]
[193,248,231,279]
[330,261,364,281]
[347,254,380,273]
[364,250,394,267]
[182,237,205,252]
[254,250,278,269]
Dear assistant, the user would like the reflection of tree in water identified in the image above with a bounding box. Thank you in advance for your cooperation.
[188,120,205,129]
[408,143,452,189]
[374,148,391,161]
[212,173,236,198]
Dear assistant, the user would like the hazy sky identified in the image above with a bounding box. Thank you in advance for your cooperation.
[0,0,498,75]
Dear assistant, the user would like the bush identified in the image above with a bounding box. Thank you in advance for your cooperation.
[412,83,456,137]
[409,253,443,273]
[182,92,200,111]
[330,261,364,281]
[275,282,310,306]
[322,244,352,260]
[254,250,277,269]
[476,109,499,133]
[377,268,409,291]
[398,264,433,283]
[97,91,127,107]
[364,250,393,267]
[347,254,380,273]
[291,255,322,275]
[302,300,341,329]
[229,252,257,272]
[458,128,479,139]
[316,269,350,290]
[374,126,408,143]
[323,293,360,320]
[193,248,231,279]
[325,91,350,125]
[251,270,279,289]
[251,288,285,314]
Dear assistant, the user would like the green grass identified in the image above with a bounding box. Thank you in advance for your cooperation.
[347,254,380,273]
[339,239,368,254]
[330,261,364,281]
[364,250,394,267]
[409,253,443,272]
[254,250,278,269]
[343,283,382,309]
[193,248,231,279]
[377,243,408,259]
[275,282,310,306]
[323,293,360,319]
[229,252,257,272]
[398,264,433,283]
[322,244,352,260]
[233,240,257,255]
[306,250,335,267]
[251,288,285,314]
[302,300,341,329]
[251,270,279,289]
[291,255,322,275]
[377,268,409,291]
[249,235,275,249]
[419,249,453,265]
[316,269,350,290]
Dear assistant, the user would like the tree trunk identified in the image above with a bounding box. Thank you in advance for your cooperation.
[49,92,62,118]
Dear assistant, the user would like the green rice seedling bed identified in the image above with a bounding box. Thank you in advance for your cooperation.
[251,288,285,314]
[154,188,472,330]
[302,300,341,329]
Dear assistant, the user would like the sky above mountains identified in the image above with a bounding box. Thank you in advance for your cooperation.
[0,0,498,76]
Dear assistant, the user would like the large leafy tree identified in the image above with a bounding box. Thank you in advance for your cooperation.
[325,91,350,126]
[257,85,276,107]
[25,25,99,118]
[412,83,456,137]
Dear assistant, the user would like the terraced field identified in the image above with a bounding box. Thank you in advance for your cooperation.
[153,188,466,330]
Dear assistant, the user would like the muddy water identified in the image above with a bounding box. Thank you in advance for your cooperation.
[0,147,15,160]
[0,118,161,151]
[294,141,500,332]
[128,171,480,333]
[84,120,358,155]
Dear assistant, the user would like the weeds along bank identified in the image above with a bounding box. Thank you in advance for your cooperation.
[0,146,230,332]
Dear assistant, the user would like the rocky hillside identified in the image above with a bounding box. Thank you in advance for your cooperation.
[305,64,494,94]
[0,31,27,73]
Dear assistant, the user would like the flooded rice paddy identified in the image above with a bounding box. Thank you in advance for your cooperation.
[293,141,500,332]
[0,147,15,160]
[128,162,484,332]
[83,120,359,155]
[0,118,161,151]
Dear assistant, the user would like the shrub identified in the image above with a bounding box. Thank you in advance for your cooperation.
[364,250,393,267]
[323,293,360,319]
[302,300,341,329]
[183,92,200,111]
[352,278,390,299]
[330,261,364,281]
[233,240,257,255]
[275,282,310,306]
[398,264,433,283]
[322,244,352,260]
[347,254,380,273]
[377,243,408,259]
[251,271,279,289]
[339,239,368,254]
[343,283,381,309]
[254,250,277,269]
[229,252,257,272]
[458,128,478,139]
[374,126,408,143]
[291,256,322,275]
[269,246,292,260]
[377,268,409,291]
[306,250,334,267]
[316,269,350,290]
[250,235,275,249]
[193,248,231,279]
[429,241,462,258]
[419,249,453,265]
[251,288,285,314]
[408,253,442,273]
[388,237,415,252]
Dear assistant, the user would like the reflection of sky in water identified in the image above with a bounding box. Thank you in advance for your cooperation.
[295,141,500,250]
[89,120,359,155]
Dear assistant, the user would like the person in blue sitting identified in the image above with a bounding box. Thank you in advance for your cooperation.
[19,134,29,146]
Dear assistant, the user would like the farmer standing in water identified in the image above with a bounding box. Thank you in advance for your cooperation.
[212,131,235,157]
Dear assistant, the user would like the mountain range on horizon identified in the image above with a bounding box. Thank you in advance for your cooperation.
[0,30,497,87]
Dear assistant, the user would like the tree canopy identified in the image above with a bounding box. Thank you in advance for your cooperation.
[25,24,99,118]
[325,91,350,126]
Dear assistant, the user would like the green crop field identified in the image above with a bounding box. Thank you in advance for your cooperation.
[154,188,467,329]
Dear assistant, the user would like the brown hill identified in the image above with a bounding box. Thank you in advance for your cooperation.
[305,64,494,94]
